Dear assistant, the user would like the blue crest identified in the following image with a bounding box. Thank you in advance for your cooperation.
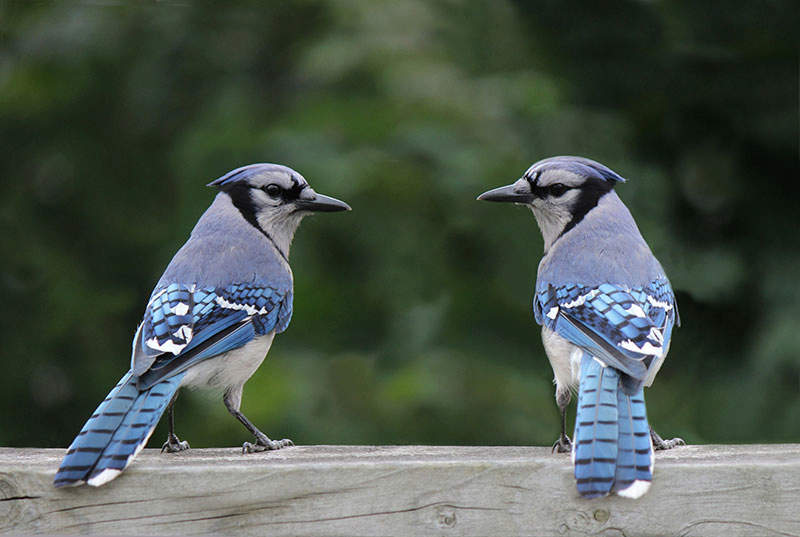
[526,156,626,184]
[207,163,299,188]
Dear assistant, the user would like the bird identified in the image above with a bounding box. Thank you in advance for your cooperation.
[54,163,350,488]
[477,156,683,499]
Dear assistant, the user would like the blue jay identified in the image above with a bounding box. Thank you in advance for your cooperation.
[478,156,683,499]
[55,163,350,487]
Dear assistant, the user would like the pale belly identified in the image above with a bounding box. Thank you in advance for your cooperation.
[541,326,582,390]
[181,331,275,390]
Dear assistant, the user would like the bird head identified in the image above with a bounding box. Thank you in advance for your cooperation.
[209,163,350,257]
[477,156,625,250]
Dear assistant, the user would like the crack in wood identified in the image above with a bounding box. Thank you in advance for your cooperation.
[47,497,170,514]
[239,501,504,527]
[146,511,248,525]
[54,508,243,531]
[499,484,535,492]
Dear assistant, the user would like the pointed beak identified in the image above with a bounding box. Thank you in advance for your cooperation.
[477,178,533,203]
[295,189,352,213]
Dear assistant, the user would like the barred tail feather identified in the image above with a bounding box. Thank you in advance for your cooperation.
[54,372,137,487]
[86,373,184,486]
[573,353,653,499]
[573,354,618,498]
[613,388,653,499]
[54,371,184,488]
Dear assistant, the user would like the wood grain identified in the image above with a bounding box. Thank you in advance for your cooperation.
[1,445,798,536]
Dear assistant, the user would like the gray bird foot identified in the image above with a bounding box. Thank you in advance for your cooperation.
[242,433,294,454]
[552,433,573,453]
[161,433,190,453]
[650,427,685,450]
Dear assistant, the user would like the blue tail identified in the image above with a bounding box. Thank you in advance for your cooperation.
[573,353,653,499]
[54,370,184,487]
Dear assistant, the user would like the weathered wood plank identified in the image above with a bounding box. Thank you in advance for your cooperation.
[1,445,798,536]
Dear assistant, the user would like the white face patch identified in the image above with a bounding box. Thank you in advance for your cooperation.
[251,188,284,208]
[254,206,307,261]
[530,201,572,251]
[552,188,582,206]
[529,165,587,190]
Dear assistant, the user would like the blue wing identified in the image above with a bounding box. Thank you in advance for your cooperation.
[534,278,678,382]
[132,282,293,389]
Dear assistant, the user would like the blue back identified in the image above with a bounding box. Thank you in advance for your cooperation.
[131,193,294,386]
[536,192,665,288]
[533,191,678,388]
[155,193,293,288]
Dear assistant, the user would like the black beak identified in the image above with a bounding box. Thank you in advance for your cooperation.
[476,178,533,203]
[295,189,351,212]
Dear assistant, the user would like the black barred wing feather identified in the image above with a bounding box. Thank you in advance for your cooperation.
[132,282,292,389]
[534,278,677,382]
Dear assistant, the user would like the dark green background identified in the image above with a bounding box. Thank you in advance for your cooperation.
[1,1,798,449]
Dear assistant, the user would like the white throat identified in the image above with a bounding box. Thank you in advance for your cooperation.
[530,203,571,252]
[255,210,306,260]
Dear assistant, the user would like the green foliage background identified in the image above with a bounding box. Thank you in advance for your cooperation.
[1,1,797,449]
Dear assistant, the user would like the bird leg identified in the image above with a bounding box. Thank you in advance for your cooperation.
[161,395,190,453]
[552,387,573,453]
[223,387,293,454]
[650,426,685,450]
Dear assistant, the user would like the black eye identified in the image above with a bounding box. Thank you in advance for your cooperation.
[264,184,282,198]
[547,183,569,197]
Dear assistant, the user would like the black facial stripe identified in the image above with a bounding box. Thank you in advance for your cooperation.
[531,183,571,198]
[559,178,614,236]
[221,185,290,262]
[526,171,573,198]
[283,178,305,201]
[223,184,260,230]
[261,177,305,201]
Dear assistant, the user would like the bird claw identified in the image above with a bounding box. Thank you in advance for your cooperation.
[650,428,685,450]
[242,435,294,454]
[161,434,190,453]
[552,433,573,454]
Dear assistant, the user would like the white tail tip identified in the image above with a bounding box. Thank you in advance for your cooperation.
[616,479,651,499]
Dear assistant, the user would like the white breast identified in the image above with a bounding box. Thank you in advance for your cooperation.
[181,332,275,390]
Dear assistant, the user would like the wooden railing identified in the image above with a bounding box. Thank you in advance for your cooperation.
[1,445,798,536]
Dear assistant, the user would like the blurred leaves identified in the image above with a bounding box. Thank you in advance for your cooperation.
[0,0,797,448]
